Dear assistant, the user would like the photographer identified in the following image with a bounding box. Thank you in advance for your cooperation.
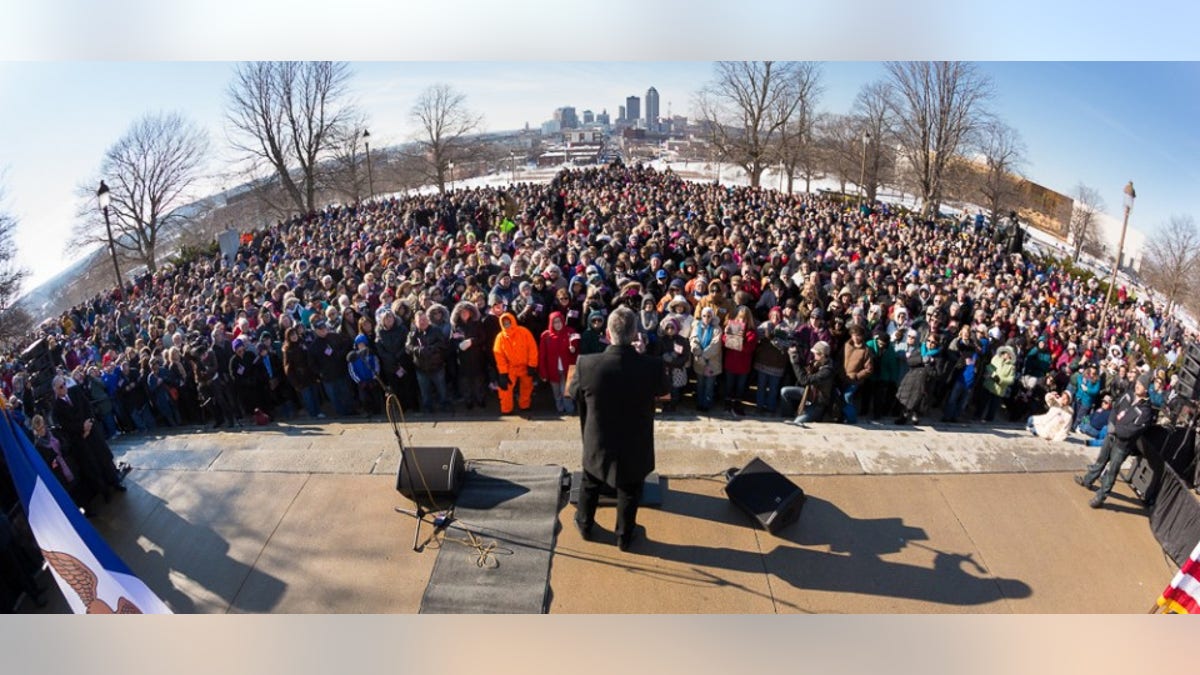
[780,340,834,425]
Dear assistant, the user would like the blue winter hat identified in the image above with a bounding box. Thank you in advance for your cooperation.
[231,338,245,350]
[354,334,369,347]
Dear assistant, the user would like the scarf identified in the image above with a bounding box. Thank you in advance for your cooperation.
[698,318,717,350]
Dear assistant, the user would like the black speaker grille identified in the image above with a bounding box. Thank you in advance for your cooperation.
[724,457,805,533]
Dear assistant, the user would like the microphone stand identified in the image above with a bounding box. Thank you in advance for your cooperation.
[377,369,450,552]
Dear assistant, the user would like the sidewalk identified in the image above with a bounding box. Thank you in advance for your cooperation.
[21,414,1176,613]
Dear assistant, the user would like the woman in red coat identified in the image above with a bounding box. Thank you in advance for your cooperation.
[539,311,580,414]
[722,305,758,416]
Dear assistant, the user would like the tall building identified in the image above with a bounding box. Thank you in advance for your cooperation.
[554,106,579,129]
[645,87,659,127]
[618,105,626,122]
[625,96,640,125]
[582,109,594,125]
[597,109,611,126]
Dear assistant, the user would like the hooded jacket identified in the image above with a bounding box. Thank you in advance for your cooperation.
[374,310,408,376]
[426,303,452,340]
[656,318,691,377]
[538,311,579,381]
[451,301,488,377]
[983,346,1017,397]
[579,309,607,355]
[493,311,539,377]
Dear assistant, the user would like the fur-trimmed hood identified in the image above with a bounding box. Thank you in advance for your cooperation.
[451,300,480,328]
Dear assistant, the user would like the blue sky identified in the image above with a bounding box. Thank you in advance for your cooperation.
[2,61,1198,290]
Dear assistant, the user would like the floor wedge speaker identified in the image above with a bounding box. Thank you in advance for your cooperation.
[724,457,805,534]
[396,446,466,501]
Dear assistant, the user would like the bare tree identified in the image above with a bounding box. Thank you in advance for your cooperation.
[69,112,209,274]
[696,61,810,188]
[0,184,30,342]
[1141,215,1200,317]
[772,62,823,194]
[852,80,897,204]
[886,61,992,219]
[409,83,483,194]
[1068,183,1105,264]
[977,120,1026,227]
[323,112,371,204]
[815,114,862,195]
[226,61,354,215]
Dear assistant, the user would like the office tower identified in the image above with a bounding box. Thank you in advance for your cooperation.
[645,86,659,127]
[554,106,579,129]
[625,96,640,125]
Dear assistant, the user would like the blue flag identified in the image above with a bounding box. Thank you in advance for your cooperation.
[0,410,171,613]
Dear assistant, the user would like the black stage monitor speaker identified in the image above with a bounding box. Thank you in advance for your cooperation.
[1176,368,1199,401]
[20,339,48,364]
[1129,456,1156,503]
[724,457,806,534]
[396,446,466,500]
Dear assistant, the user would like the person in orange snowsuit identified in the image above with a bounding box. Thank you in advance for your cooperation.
[493,311,539,414]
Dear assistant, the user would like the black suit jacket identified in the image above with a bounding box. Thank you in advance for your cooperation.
[568,345,669,487]
[51,385,95,450]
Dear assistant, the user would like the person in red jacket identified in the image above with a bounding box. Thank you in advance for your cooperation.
[539,311,580,414]
[722,305,758,417]
[493,311,539,414]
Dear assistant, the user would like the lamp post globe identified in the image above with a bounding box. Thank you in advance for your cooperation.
[96,180,122,300]
[362,129,374,200]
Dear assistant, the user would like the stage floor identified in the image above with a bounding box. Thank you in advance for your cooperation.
[20,415,1176,613]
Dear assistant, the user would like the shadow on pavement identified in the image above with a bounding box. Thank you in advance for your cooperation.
[95,477,288,613]
[633,487,1032,608]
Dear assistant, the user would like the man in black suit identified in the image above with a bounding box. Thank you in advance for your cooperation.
[568,306,669,551]
[50,375,126,504]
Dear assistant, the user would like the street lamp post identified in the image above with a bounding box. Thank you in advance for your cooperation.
[362,129,374,200]
[1098,181,1136,342]
[96,181,123,300]
[510,151,516,184]
[447,162,455,192]
[858,130,871,209]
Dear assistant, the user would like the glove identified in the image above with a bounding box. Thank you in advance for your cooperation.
[497,373,512,390]
[527,365,537,378]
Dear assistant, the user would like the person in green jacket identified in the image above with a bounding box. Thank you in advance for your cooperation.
[864,330,901,419]
[980,345,1017,422]
[579,310,607,355]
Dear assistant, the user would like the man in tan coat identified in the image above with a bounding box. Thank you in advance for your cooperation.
[693,279,736,326]
[840,324,874,423]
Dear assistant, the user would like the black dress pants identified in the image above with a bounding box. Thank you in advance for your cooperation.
[575,470,644,543]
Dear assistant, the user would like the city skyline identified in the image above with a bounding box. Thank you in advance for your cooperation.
[2,61,1198,294]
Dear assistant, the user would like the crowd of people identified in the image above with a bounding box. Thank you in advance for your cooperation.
[1,163,1194,486]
